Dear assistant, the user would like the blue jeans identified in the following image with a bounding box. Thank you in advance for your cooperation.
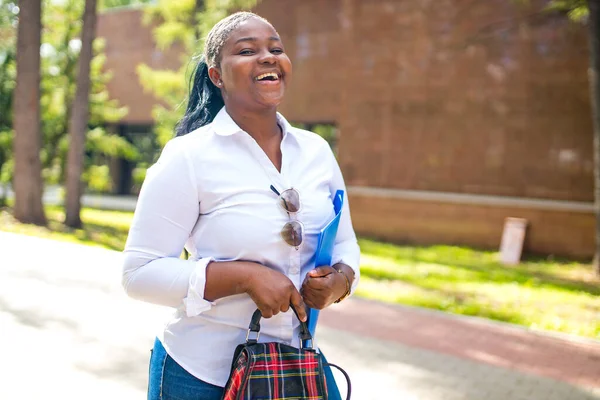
[148,338,343,400]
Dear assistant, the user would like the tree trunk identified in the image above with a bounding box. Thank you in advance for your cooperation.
[12,0,46,225]
[64,0,97,228]
[590,0,600,275]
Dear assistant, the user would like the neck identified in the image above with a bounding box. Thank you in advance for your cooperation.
[225,105,281,143]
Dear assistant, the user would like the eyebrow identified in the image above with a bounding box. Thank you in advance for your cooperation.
[234,36,281,44]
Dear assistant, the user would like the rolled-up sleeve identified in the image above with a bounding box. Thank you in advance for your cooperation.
[328,150,361,294]
[122,138,213,316]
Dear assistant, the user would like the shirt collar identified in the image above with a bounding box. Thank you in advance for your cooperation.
[212,106,294,139]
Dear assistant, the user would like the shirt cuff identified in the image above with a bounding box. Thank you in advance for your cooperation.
[183,257,215,317]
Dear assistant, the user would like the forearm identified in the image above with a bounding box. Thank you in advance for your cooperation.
[206,261,307,320]
[203,261,256,301]
[123,258,259,313]
[122,255,199,308]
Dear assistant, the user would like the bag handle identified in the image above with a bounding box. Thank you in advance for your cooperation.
[324,362,352,400]
[246,305,313,349]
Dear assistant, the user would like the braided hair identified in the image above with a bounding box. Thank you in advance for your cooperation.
[175,12,270,136]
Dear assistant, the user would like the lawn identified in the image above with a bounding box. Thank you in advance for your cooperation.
[357,240,600,339]
[0,205,133,251]
[2,205,599,340]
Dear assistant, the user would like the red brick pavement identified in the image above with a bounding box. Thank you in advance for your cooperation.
[319,298,600,389]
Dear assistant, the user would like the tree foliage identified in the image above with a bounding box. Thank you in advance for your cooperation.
[99,0,153,9]
[137,0,260,147]
[547,0,589,21]
[0,0,146,205]
[41,0,136,192]
[0,1,17,199]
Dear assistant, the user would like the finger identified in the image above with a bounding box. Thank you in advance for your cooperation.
[280,302,290,313]
[303,296,322,310]
[308,265,336,278]
[300,287,325,310]
[303,297,317,309]
[300,285,314,301]
[305,274,334,290]
[303,292,324,310]
[300,285,307,297]
[290,289,307,322]
[261,309,273,319]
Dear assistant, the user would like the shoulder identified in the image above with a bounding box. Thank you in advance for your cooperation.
[171,124,216,147]
[286,125,333,156]
[160,124,218,156]
[277,112,331,152]
[150,126,214,175]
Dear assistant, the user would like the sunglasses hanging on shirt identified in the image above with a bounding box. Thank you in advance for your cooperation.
[270,185,304,248]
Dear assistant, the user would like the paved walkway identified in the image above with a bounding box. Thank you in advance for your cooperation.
[1,231,600,399]
[4,185,139,211]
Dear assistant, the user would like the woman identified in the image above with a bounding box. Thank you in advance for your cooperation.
[122,11,360,400]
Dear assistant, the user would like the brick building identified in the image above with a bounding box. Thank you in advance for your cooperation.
[97,0,595,258]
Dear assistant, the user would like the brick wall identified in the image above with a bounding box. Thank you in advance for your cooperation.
[97,1,595,257]
[348,191,594,259]
[254,0,593,202]
[97,8,183,124]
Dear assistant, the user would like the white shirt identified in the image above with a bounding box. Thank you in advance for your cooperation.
[122,107,360,387]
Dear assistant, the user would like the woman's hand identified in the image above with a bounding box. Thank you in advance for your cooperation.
[300,265,350,309]
[242,263,307,321]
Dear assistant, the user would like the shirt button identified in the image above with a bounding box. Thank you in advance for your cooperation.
[289,267,299,274]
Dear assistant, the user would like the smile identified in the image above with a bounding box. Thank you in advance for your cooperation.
[255,72,280,82]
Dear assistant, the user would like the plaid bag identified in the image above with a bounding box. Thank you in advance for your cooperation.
[222,307,351,400]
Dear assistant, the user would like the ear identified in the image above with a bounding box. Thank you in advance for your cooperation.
[208,66,223,88]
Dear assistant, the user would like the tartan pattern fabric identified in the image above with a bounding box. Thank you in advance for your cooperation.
[223,342,328,400]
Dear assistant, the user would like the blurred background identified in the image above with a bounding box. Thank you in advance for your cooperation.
[2,0,598,257]
[2,1,600,399]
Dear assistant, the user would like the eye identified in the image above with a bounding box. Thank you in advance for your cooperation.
[270,48,284,54]
[239,49,255,55]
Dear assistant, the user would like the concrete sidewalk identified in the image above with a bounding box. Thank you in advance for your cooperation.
[1,231,599,399]
[3,185,138,211]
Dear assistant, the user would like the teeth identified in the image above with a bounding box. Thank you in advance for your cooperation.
[256,72,279,81]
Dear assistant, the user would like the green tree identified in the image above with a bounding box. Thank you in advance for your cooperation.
[40,0,136,192]
[65,0,98,228]
[12,0,46,225]
[2,0,142,213]
[99,0,154,9]
[137,0,260,148]
[0,1,17,206]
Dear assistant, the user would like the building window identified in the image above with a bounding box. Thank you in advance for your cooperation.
[292,122,338,155]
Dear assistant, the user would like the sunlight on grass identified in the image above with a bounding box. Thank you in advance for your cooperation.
[3,207,600,339]
[1,206,133,251]
[358,239,600,339]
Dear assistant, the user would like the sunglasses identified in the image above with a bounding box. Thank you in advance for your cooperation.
[270,185,304,248]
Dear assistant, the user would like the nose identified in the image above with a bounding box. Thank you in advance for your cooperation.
[258,49,276,65]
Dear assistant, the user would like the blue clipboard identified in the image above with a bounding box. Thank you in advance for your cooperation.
[305,189,344,346]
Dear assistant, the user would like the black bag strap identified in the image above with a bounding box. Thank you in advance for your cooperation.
[324,362,352,400]
[246,305,313,348]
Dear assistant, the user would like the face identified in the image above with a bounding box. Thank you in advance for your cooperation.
[208,18,292,111]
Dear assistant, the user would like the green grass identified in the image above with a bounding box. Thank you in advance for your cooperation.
[357,239,600,339]
[0,205,133,251]
[2,206,600,340]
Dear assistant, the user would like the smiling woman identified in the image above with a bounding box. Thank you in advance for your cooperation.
[175,13,291,138]
[121,11,359,400]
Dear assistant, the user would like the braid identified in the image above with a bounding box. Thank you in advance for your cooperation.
[175,12,271,136]
[204,12,268,68]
